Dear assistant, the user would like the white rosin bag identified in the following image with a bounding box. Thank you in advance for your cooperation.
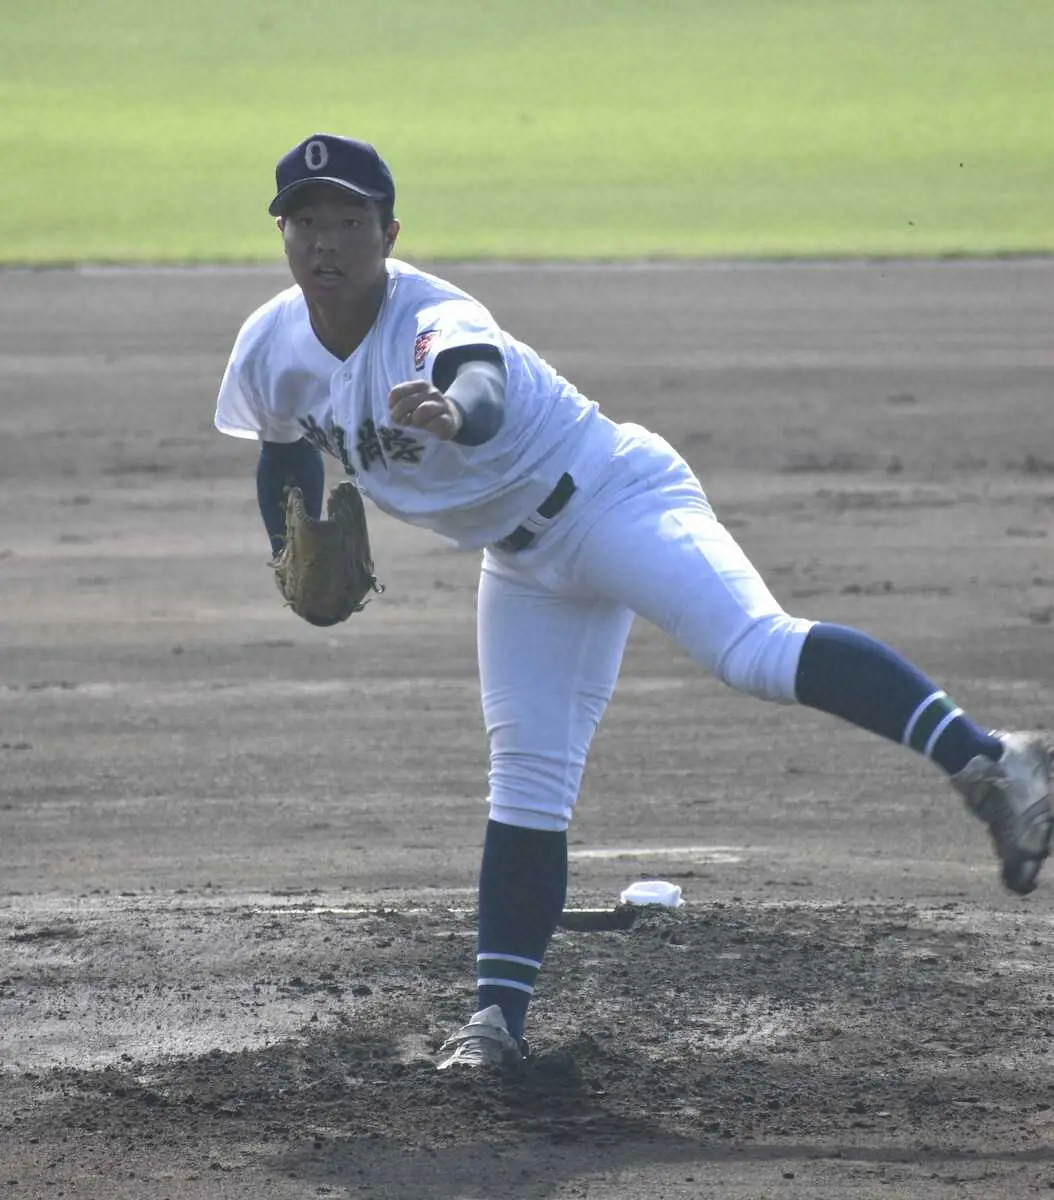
[619,880,684,908]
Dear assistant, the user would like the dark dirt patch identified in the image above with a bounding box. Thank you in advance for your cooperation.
[6,899,1054,1197]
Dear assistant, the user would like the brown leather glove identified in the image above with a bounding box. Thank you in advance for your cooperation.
[272,482,383,627]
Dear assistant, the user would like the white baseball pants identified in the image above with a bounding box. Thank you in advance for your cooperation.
[478,426,813,831]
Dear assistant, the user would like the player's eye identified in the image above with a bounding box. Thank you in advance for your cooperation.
[343,217,362,228]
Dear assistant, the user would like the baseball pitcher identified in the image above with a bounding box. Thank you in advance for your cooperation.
[215,133,1052,1071]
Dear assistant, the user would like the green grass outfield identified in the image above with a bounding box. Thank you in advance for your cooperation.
[3,0,1051,263]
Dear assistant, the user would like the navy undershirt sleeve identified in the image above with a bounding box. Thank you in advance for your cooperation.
[432,343,504,391]
[257,438,325,556]
[434,346,507,447]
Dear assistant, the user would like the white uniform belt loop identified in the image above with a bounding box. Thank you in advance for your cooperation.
[493,473,576,553]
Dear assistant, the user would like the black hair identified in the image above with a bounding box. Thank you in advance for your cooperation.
[280,184,395,232]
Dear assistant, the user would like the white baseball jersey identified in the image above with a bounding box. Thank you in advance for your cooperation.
[215,258,616,548]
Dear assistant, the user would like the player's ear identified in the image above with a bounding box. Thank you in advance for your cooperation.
[385,220,400,255]
[276,216,286,234]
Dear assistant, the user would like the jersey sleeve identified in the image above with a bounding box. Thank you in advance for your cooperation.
[214,316,305,444]
[214,354,266,440]
[410,298,506,385]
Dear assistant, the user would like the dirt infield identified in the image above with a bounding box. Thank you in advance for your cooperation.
[1,260,1052,1198]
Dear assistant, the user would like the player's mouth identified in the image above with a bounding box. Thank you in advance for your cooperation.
[313,265,345,282]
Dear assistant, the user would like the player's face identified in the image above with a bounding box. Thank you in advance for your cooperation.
[277,188,399,309]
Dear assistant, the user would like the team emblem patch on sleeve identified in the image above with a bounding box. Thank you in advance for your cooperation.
[413,331,437,371]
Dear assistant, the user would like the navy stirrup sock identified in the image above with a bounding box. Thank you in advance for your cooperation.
[476,820,568,1044]
[794,623,1002,776]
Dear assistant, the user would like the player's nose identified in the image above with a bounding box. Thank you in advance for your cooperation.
[310,224,340,251]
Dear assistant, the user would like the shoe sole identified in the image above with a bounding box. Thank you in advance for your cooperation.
[1001,809,1053,895]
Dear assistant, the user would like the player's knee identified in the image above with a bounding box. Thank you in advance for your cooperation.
[488,800,570,832]
[715,613,815,702]
[487,751,576,832]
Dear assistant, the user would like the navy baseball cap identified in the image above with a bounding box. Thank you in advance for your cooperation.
[268,134,395,217]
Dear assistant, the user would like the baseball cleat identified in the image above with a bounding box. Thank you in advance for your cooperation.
[435,1004,524,1071]
[952,731,1053,895]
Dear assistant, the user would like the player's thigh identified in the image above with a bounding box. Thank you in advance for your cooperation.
[478,556,634,738]
[477,556,634,826]
[570,475,800,683]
